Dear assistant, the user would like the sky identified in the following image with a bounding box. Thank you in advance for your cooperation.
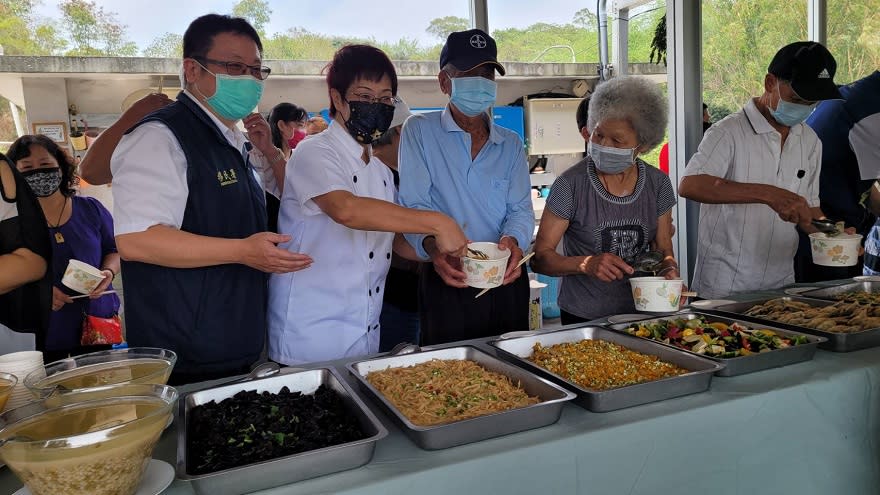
[32,0,600,49]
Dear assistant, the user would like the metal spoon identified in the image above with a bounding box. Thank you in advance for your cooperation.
[811,219,841,237]
[632,250,665,275]
[213,361,281,388]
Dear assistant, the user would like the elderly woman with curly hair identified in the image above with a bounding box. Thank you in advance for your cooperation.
[531,76,678,324]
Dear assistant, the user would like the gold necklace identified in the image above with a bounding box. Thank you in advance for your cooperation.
[49,197,68,244]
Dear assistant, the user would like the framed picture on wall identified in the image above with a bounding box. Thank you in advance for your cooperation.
[31,122,68,143]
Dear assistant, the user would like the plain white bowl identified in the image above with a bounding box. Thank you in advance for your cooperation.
[61,259,106,294]
[809,233,862,267]
[629,277,683,312]
[461,242,510,289]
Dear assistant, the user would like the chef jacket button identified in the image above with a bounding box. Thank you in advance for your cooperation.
[368,289,372,296]
[367,325,371,332]
[383,180,387,187]
[369,251,374,259]
[353,176,358,183]
[386,252,391,260]
[376,286,380,293]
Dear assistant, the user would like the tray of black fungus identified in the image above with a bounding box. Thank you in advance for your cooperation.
[176,368,387,495]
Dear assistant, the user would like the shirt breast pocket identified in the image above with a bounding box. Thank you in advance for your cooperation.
[487,178,509,216]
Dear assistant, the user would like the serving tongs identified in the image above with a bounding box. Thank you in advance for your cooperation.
[811,219,843,237]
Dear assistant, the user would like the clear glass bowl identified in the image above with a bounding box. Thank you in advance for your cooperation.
[0,372,18,412]
[23,348,176,400]
[0,383,177,495]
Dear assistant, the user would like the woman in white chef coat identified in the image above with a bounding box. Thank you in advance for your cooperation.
[268,45,467,365]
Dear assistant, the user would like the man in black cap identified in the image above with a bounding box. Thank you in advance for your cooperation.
[398,29,534,345]
[679,41,847,298]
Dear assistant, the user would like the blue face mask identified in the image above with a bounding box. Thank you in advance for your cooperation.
[199,64,264,121]
[770,84,816,127]
[588,139,636,174]
[449,76,497,116]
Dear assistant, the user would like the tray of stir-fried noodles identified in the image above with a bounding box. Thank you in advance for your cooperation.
[346,345,575,450]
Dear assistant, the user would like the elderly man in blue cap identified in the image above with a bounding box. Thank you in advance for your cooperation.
[398,29,534,345]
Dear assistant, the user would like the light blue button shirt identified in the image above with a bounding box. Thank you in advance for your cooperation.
[399,107,534,259]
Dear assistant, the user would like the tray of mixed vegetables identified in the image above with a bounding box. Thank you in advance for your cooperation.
[606,311,826,376]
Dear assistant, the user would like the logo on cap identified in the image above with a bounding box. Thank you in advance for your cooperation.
[817,68,830,79]
[470,34,487,49]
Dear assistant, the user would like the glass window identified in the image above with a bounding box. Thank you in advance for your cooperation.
[487,0,600,63]
[825,0,880,83]
[702,0,807,119]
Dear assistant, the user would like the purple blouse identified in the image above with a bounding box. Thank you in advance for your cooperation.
[47,196,120,352]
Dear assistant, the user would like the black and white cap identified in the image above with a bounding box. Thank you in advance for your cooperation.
[767,41,842,101]
[439,29,505,75]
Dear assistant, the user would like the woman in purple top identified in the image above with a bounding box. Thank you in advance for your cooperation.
[8,135,120,361]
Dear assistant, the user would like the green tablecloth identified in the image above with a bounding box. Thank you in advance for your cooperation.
[3,282,878,495]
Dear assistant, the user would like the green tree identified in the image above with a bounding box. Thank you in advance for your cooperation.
[232,0,271,36]
[426,16,469,42]
[59,0,136,56]
[143,32,183,58]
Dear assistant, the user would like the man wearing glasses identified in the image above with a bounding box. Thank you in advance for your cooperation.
[399,29,534,345]
[679,41,843,298]
[110,14,312,384]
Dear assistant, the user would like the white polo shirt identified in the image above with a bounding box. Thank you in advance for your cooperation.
[267,122,395,365]
[684,98,821,298]
[111,91,276,235]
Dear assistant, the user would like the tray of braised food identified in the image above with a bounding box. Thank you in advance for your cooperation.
[176,368,387,495]
[488,326,722,412]
[346,345,575,450]
[710,296,880,352]
[608,311,824,376]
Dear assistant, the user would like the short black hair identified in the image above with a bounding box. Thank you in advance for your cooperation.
[325,45,398,117]
[183,14,263,59]
[268,103,307,149]
[7,134,78,197]
[576,97,590,131]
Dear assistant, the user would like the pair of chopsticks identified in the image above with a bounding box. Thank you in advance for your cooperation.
[70,290,117,300]
[474,252,535,299]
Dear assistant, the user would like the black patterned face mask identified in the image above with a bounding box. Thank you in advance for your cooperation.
[22,168,62,197]
[343,100,395,145]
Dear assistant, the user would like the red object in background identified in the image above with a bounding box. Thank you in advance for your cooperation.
[288,129,307,149]
[659,142,669,175]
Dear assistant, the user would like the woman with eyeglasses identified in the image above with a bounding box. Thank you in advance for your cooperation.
[267,44,468,366]
[531,76,682,324]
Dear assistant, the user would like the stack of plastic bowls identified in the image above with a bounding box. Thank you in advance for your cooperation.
[0,351,44,412]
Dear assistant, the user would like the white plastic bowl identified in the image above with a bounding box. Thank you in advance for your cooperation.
[809,232,862,267]
[629,277,683,312]
[61,259,106,294]
[461,242,510,289]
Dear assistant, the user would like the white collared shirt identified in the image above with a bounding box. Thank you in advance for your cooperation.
[684,98,821,298]
[268,122,396,365]
[111,90,275,235]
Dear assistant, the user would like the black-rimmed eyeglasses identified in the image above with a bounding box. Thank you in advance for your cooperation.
[195,57,271,80]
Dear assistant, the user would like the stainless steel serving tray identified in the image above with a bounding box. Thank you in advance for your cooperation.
[346,345,575,450]
[489,326,721,411]
[176,368,387,495]
[798,281,880,300]
[708,296,880,352]
[607,310,825,375]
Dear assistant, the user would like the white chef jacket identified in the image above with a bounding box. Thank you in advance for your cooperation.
[684,99,821,298]
[268,122,395,365]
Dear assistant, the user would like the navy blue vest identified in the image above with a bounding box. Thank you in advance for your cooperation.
[121,93,268,374]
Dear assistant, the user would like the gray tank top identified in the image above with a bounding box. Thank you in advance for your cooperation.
[545,157,676,320]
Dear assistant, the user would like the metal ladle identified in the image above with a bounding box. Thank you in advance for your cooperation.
[213,361,282,388]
